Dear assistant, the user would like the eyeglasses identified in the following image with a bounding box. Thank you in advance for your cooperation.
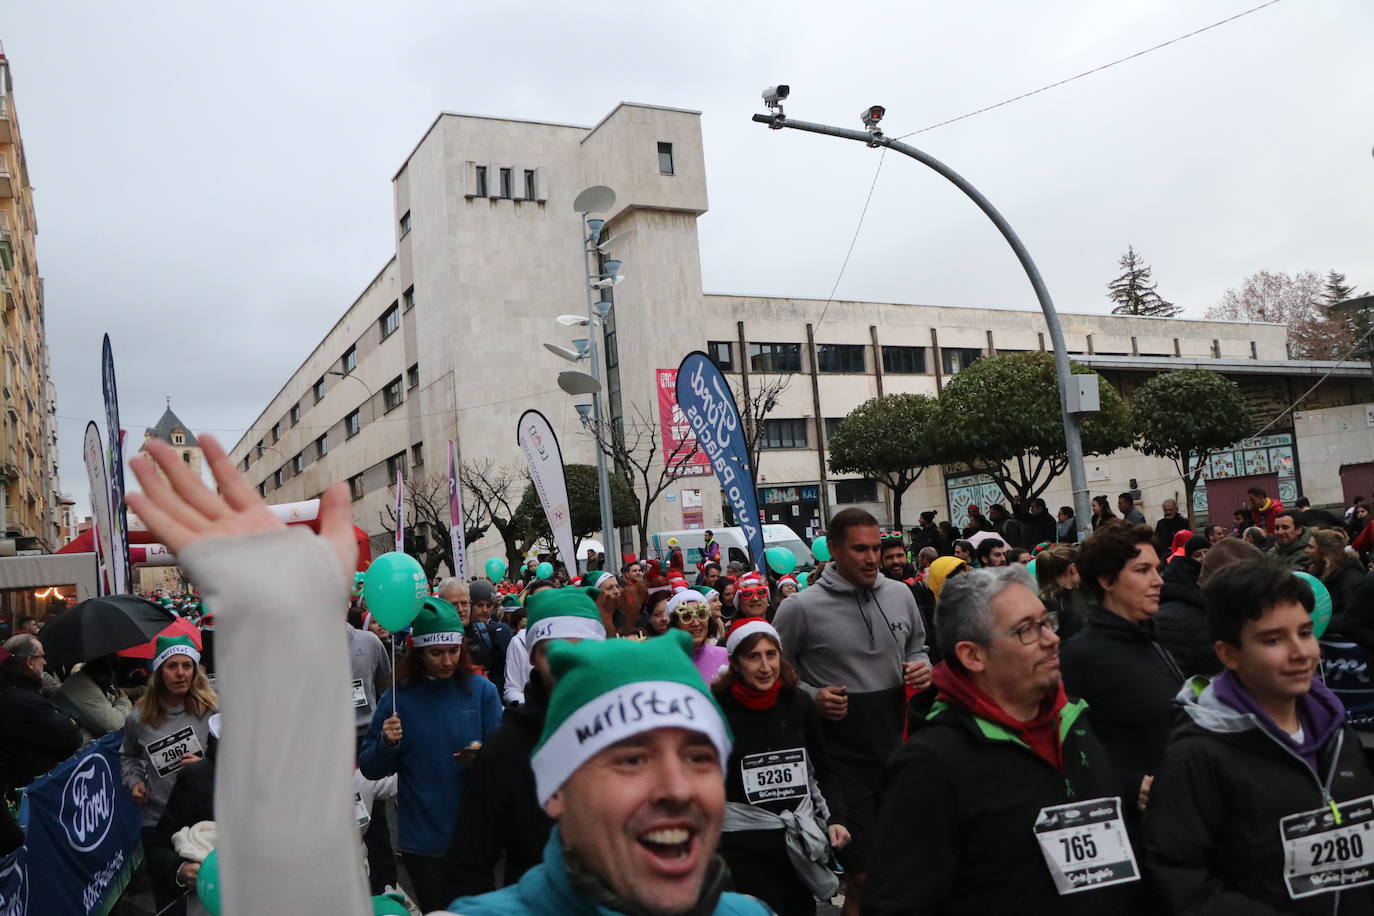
[999,613,1059,645]
[738,586,770,601]
[674,607,710,622]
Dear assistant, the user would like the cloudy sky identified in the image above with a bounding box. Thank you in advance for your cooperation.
[2,0,1371,514]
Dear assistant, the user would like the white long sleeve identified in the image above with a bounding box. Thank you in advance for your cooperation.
[502,629,530,705]
[180,528,369,916]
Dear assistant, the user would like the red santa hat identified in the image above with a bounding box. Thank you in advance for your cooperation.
[725,616,781,656]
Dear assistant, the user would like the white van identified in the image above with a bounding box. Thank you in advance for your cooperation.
[648,525,811,571]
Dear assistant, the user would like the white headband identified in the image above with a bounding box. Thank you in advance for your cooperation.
[412,630,464,648]
[593,572,617,590]
[152,643,201,672]
[666,589,706,616]
[526,615,607,652]
[726,619,780,656]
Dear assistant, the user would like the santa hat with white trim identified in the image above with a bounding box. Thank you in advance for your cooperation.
[732,573,768,611]
[591,572,619,590]
[666,587,706,616]
[525,586,607,652]
[530,629,732,806]
[776,574,798,590]
[410,597,465,648]
[725,617,780,656]
[152,635,201,672]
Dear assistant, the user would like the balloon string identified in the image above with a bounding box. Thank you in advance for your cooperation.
[391,638,397,719]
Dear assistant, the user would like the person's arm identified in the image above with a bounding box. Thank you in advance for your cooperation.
[502,634,529,705]
[119,716,148,790]
[479,678,505,738]
[371,636,392,696]
[902,593,931,669]
[864,745,958,915]
[22,694,82,760]
[772,598,817,695]
[128,436,370,916]
[357,692,401,780]
[802,693,844,828]
[442,741,505,898]
[1143,742,1284,914]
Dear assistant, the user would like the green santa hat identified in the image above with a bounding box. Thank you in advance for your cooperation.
[410,597,464,648]
[152,635,201,671]
[530,629,732,806]
[524,586,607,653]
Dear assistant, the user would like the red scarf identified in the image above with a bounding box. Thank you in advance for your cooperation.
[931,662,1067,769]
[731,679,782,711]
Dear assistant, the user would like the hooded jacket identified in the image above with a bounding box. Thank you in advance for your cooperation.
[1269,526,1314,572]
[1325,558,1369,619]
[772,564,929,770]
[866,667,1135,915]
[0,670,81,794]
[1155,577,1222,679]
[1143,676,1374,915]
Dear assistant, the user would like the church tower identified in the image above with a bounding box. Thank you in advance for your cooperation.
[140,401,202,478]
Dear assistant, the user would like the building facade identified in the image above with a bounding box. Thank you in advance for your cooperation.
[0,44,60,552]
[230,103,1373,569]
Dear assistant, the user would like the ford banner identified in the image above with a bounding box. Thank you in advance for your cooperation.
[0,732,143,915]
[674,351,766,574]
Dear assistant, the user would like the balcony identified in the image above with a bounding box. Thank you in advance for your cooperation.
[0,221,12,271]
[0,155,11,198]
[0,97,10,145]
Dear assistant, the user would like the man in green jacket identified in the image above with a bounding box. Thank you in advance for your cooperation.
[1268,511,1313,572]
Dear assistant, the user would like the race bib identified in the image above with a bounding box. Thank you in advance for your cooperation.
[1280,794,1374,898]
[1033,797,1140,895]
[354,792,371,831]
[352,678,368,709]
[741,749,807,805]
[144,726,204,779]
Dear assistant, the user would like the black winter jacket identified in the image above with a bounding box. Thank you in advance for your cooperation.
[147,753,216,898]
[1155,580,1222,679]
[0,672,81,796]
[1331,574,1374,656]
[1059,608,1186,800]
[866,698,1137,915]
[1326,558,1369,619]
[442,673,552,899]
[1144,682,1374,914]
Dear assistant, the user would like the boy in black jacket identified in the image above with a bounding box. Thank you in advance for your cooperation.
[1144,562,1374,914]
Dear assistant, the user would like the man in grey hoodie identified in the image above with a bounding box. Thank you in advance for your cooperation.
[773,507,931,916]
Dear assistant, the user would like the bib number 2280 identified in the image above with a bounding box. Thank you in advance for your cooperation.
[1280,794,1374,899]
[1032,797,1140,895]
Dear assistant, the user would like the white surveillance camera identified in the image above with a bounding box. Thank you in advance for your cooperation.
[763,85,790,107]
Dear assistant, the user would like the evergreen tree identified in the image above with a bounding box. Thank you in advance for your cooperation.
[1323,270,1357,305]
[1107,246,1179,317]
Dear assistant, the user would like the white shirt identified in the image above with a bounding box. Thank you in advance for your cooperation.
[503,629,530,705]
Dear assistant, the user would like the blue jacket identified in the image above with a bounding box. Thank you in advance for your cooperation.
[358,673,503,855]
[447,828,771,915]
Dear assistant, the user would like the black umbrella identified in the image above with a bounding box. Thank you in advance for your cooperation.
[39,594,177,666]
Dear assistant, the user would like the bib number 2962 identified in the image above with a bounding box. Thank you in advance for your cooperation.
[1032,797,1139,895]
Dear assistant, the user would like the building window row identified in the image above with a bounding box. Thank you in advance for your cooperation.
[761,418,809,450]
[708,340,982,378]
[467,162,547,202]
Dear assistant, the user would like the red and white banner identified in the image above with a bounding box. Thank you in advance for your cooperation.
[448,441,467,580]
[656,368,711,477]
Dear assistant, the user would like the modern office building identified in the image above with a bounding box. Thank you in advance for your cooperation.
[230,102,1373,567]
[0,43,60,552]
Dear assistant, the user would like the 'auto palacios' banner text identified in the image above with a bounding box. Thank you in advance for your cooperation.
[0,732,143,915]
[674,352,766,574]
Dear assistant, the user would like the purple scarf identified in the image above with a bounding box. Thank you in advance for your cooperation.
[1211,669,1346,773]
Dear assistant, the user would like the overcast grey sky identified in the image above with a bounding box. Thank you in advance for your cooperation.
[2,0,1371,515]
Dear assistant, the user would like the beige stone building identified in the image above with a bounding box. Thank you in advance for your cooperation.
[230,102,1373,569]
[0,43,60,552]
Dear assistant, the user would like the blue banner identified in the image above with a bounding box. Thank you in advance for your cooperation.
[674,352,766,575]
[101,335,131,594]
[0,732,143,915]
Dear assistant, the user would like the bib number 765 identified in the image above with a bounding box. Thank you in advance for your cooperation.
[1059,833,1099,863]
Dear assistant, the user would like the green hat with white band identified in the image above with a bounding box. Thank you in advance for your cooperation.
[530,629,732,806]
[152,635,201,671]
[524,587,606,652]
[410,597,464,648]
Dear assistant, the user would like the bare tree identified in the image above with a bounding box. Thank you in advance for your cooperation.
[583,403,704,557]
[730,374,792,480]
[458,459,526,572]
[377,476,492,580]
[1206,269,1353,359]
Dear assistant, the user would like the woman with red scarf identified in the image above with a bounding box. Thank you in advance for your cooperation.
[712,618,850,915]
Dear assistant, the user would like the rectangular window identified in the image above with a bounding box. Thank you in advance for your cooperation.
[707,340,734,372]
[402,286,415,312]
[387,452,408,481]
[524,169,536,200]
[292,453,303,474]
[499,168,512,198]
[824,417,845,441]
[412,443,424,467]
[242,456,250,472]
[380,304,400,338]
[255,440,264,458]
[383,376,403,412]
[835,479,878,504]
[749,342,803,373]
[474,166,487,197]
[312,377,325,403]
[273,468,283,489]
[941,347,982,375]
[346,409,361,438]
[290,404,300,426]
[399,210,411,236]
[258,482,267,498]
[315,434,328,459]
[657,142,674,175]
[881,346,927,374]
[349,474,364,501]
[761,418,808,449]
[407,363,419,390]
[271,422,280,443]
[816,343,866,374]
[342,346,357,374]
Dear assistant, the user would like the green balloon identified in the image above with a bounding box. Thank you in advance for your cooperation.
[371,892,411,916]
[766,546,797,576]
[197,848,222,915]
[1025,559,1037,580]
[797,571,810,590]
[352,571,366,598]
[1293,571,1333,638]
[811,535,831,563]
[485,556,508,583]
[363,552,428,632]
[536,561,554,579]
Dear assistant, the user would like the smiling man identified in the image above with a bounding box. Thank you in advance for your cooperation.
[448,630,768,915]
[867,567,1136,914]
[1144,562,1374,912]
